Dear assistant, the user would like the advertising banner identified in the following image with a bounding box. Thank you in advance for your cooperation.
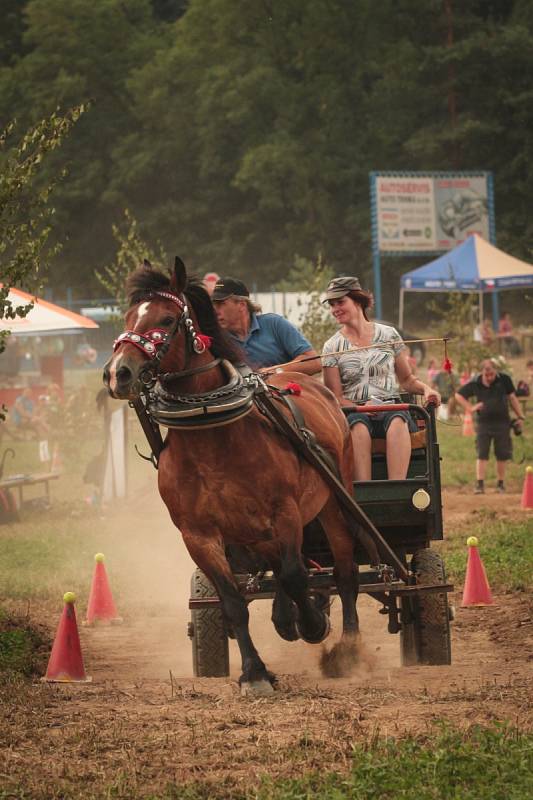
[375,173,491,253]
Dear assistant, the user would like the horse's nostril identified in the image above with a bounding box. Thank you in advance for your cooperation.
[116,365,132,386]
[102,365,110,385]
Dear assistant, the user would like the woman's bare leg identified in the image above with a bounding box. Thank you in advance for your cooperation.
[386,417,411,479]
[350,423,372,481]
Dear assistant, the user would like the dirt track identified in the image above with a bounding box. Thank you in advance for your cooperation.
[1,488,532,797]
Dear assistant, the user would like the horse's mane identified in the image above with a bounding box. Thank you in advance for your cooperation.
[125,266,245,365]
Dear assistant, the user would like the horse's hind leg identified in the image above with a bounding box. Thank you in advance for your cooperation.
[182,532,275,695]
[318,498,361,677]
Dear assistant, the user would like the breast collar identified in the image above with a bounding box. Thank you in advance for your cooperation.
[146,360,255,430]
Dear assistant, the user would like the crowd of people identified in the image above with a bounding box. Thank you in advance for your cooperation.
[6,383,97,444]
[474,312,522,356]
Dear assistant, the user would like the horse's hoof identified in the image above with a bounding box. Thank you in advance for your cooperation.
[320,636,361,678]
[296,612,331,644]
[240,679,275,697]
[273,622,300,642]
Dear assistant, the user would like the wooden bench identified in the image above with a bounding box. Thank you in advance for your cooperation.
[0,472,59,508]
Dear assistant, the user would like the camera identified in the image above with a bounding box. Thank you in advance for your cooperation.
[510,419,523,436]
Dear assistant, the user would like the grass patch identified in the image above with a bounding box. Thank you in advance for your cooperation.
[248,725,533,800]
[0,608,48,677]
[95,725,533,800]
[0,724,530,800]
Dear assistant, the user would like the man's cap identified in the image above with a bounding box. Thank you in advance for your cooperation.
[322,276,362,302]
[211,277,250,301]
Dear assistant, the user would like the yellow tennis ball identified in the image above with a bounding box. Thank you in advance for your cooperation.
[526,466,533,475]
[467,536,479,547]
[63,591,76,604]
[95,553,105,563]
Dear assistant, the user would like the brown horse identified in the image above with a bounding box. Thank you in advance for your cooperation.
[103,258,363,694]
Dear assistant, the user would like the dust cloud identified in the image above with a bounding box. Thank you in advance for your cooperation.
[80,479,400,686]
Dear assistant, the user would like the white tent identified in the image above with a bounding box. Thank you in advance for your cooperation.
[2,287,98,335]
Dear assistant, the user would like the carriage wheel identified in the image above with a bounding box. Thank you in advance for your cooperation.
[188,569,229,678]
[400,549,452,666]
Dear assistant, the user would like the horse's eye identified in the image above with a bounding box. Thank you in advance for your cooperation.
[160,316,176,327]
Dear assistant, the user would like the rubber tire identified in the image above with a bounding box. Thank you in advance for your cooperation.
[190,569,230,678]
[400,549,452,666]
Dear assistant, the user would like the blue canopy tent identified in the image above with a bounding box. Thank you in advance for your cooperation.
[398,234,533,328]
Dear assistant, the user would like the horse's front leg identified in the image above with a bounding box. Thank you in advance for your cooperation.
[181,530,275,696]
[274,502,330,644]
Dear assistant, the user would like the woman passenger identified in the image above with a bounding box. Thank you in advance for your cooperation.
[321,277,440,481]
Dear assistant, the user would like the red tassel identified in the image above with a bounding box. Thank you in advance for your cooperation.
[443,357,453,373]
[286,381,302,396]
[196,333,213,349]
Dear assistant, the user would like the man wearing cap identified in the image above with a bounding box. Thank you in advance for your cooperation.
[212,277,320,375]
[321,276,440,481]
[455,358,525,494]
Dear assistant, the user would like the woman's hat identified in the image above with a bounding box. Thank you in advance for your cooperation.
[322,276,362,302]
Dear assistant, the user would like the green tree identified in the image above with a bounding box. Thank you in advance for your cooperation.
[95,209,167,312]
[2,0,533,317]
[427,292,490,374]
[0,0,170,293]
[275,254,336,350]
[1,106,86,350]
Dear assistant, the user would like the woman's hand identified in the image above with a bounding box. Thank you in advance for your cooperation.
[423,385,441,407]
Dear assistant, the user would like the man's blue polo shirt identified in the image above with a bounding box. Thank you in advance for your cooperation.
[232,313,312,368]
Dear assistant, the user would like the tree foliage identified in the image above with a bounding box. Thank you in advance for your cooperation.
[0,105,86,353]
[276,254,336,351]
[427,292,490,373]
[1,0,532,319]
[95,209,168,312]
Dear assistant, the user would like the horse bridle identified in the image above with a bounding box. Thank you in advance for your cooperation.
[113,290,220,389]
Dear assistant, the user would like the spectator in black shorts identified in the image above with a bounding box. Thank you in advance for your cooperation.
[455,359,525,494]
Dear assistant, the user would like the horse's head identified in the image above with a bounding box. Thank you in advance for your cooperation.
[103,257,234,400]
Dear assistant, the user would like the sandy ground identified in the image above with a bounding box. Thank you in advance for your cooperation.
[1,486,532,797]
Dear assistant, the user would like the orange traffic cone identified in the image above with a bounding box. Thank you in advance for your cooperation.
[84,553,122,626]
[461,536,493,607]
[42,592,91,682]
[462,412,474,437]
[521,465,533,510]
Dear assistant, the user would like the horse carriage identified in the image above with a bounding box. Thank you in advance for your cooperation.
[188,400,452,677]
[104,258,453,695]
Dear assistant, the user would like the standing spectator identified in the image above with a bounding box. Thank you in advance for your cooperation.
[455,359,525,494]
[497,312,521,356]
